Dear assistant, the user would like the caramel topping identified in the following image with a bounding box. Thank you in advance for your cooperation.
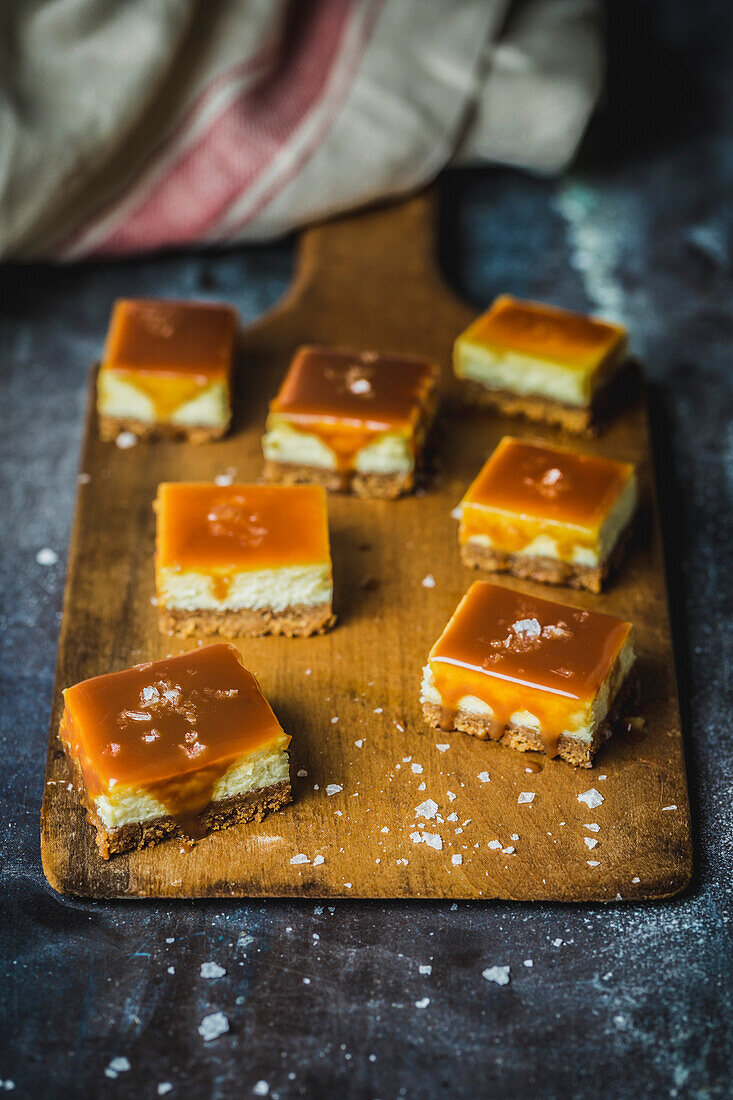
[429,582,631,757]
[465,295,626,369]
[156,483,331,572]
[459,437,634,555]
[61,645,286,820]
[101,299,236,418]
[268,346,437,470]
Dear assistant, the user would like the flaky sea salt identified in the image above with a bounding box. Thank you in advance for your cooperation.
[447,790,456,801]
[584,838,598,850]
[584,823,600,832]
[415,799,438,820]
[199,1013,229,1041]
[415,997,430,1009]
[488,840,502,850]
[290,854,310,865]
[513,618,541,638]
[410,831,443,851]
[517,792,535,804]
[482,966,510,986]
[451,854,463,866]
[326,784,343,796]
[478,772,490,783]
[587,860,600,867]
[312,855,325,866]
[577,788,604,809]
[411,763,423,774]
[200,961,226,979]
[104,1057,131,1079]
[436,744,450,752]
[253,1083,270,1096]
[419,964,432,975]
[36,547,59,566]
[421,574,436,588]
[115,431,138,449]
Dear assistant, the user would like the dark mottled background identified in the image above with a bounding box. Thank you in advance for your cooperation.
[1,2,731,1097]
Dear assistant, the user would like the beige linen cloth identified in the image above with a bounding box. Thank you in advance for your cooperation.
[0,0,602,260]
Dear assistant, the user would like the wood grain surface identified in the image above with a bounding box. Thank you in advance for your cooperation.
[40,191,692,901]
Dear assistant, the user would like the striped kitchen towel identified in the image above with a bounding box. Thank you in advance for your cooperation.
[0,0,602,260]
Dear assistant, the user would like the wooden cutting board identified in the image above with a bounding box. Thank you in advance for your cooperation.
[40,191,692,901]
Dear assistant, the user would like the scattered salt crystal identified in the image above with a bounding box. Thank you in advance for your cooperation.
[200,961,226,979]
[419,964,432,975]
[415,997,430,1009]
[451,505,462,520]
[403,756,412,762]
[415,799,438,819]
[381,826,389,834]
[166,937,175,944]
[115,431,138,449]
[418,782,426,791]
[331,716,339,724]
[577,788,604,809]
[632,876,640,883]
[451,854,463,866]
[326,784,343,796]
[523,959,533,968]
[512,618,541,638]
[482,966,510,986]
[421,574,436,588]
[374,707,383,714]
[517,792,535,804]
[488,840,502,850]
[598,774,607,781]
[511,833,519,841]
[297,768,308,777]
[447,813,458,822]
[354,739,364,748]
[502,846,515,855]
[477,771,490,784]
[436,744,450,752]
[447,791,456,801]
[411,763,423,774]
[312,855,325,866]
[104,1057,131,1078]
[158,1085,173,1096]
[584,837,598,850]
[344,882,352,889]
[290,854,310,865]
[36,547,59,566]
[304,668,312,676]
[553,938,563,947]
[584,823,600,832]
[253,1081,270,1095]
[214,471,236,486]
[587,860,600,867]
[662,805,678,811]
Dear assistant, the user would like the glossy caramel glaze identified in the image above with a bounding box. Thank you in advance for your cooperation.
[60,645,287,820]
[101,299,236,419]
[429,582,631,756]
[459,437,634,557]
[464,295,627,370]
[268,346,437,470]
[156,483,331,576]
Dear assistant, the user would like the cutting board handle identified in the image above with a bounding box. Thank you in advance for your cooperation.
[289,187,455,311]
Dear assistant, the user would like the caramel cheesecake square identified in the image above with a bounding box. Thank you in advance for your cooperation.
[453,295,628,434]
[155,482,335,638]
[457,437,637,593]
[59,644,292,858]
[97,299,237,443]
[262,345,439,498]
[421,582,635,767]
